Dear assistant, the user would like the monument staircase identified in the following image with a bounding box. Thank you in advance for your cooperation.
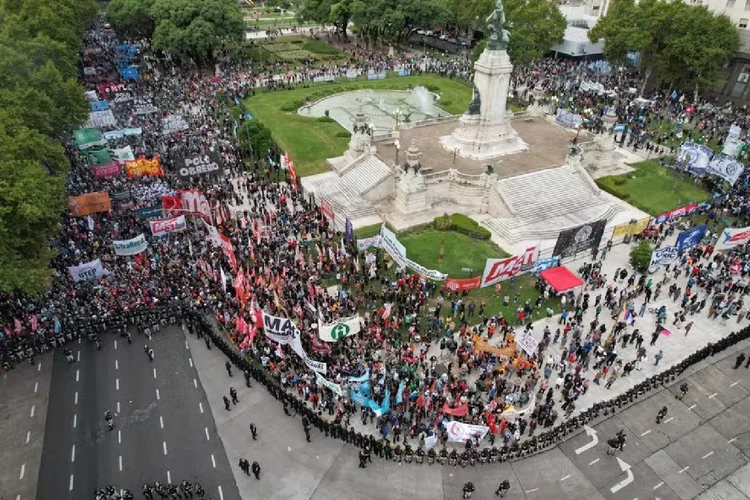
[483,164,622,243]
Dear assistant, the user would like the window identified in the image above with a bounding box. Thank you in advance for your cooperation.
[741,18,749,28]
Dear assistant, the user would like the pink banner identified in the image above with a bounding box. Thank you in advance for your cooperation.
[92,161,122,178]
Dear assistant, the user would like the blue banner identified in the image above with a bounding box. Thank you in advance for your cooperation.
[613,123,627,133]
[91,101,110,112]
[676,224,707,253]
[397,68,412,76]
[395,380,404,405]
[137,203,163,221]
[345,217,354,241]
[120,67,140,80]
[367,71,386,80]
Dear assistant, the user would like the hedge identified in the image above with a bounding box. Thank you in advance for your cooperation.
[432,213,491,240]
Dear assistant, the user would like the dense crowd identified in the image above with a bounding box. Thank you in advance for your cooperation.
[3,18,750,465]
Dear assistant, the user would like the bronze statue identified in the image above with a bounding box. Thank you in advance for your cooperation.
[486,0,510,51]
[468,83,481,115]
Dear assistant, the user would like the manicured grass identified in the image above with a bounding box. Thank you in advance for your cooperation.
[596,159,711,215]
[354,223,382,239]
[649,119,722,153]
[244,75,471,176]
[399,228,508,278]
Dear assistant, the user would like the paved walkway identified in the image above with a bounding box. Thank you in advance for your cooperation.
[188,321,750,500]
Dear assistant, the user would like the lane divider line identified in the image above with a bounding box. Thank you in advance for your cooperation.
[30,405,35,418]
[589,458,599,465]
[205,427,210,441]
[199,402,204,414]
[74,391,78,405]
[69,474,74,491]
[119,455,123,472]
[560,474,571,481]
[34,382,38,393]
[163,441,168,455]
[26,431,30,444]
[19,464,25,480]
[702,451,714,460]
[156,389,160,400]
[73,414,77,428]
[654,482,664,490]
[708,393,718,399]
[71,445,75,463]
[211,454,216,468]
[641,430,651,436]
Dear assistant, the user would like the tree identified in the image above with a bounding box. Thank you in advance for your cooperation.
[629,240,653,273]
[588,0,739,97]
[238,120,274,162]
[454,0,565,66]
[300,0,352,39]
[107,0,157,40]
[148,0,245,66]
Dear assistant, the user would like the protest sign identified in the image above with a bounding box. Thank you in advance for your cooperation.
[113,234,148,256]
[69,192,112,217]
[124,156,163,178]
[149,215,187,237]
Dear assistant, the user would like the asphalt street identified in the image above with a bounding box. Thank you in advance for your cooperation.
[189,328,750,500]
[35,325,240,500]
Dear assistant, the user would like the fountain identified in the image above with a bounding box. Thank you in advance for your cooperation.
[411,86,433,115]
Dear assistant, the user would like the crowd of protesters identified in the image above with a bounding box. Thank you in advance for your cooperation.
[2,18,750,462]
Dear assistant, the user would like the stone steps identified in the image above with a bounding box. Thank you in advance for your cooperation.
[337,155,392,196]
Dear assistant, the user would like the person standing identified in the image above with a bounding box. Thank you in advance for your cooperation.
[358,449,367,468]
[654,350,663,366]
[302,417,311,442]
[495,479,511,497]
[684,321,694,336]
[223,395,231,411]
[734,353,746,369]
[239,458,249,475]
[230,387,238,404]
[225,361,233,377]
[249,422,258,440]
[251,461,261,480]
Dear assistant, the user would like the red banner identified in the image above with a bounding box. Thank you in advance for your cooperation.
[444,276,481,292]
[442,402,469,417]
[124,156,163,178]
[321,199,334,220]
[162,195,181,211]
[480,247,536,288]
[91,161,122,178]
[656,202,698,223]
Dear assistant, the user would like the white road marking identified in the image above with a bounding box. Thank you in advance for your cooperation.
[212,454,216,468]
[708,393,718,399]
[205,427,210,441]
[116,379,119,391]
[185,340,189,349]
[19,464,25,479]
[730,381,739,387]
[218,486,224,500]
[78,337,81,344]
[115,360,118,370]
[16,495,20,500]
[114,340,117,350]
[76,370,79,382]
[688,404,696,410]
[641,430,651,436]
[74,391,78,405]
[561,474,571,481]
[589,458,600,465]
[702,451,714,460]
[729,437,738,443]
[167,470,171,484]
[163,441,168,455]
[160,416,164,429]
[678,466,690,474]
[69,474,74,491]
[153,368,157,379]
[193,378,198,388]
[30,405,35,418]
[525,489,539,494]
[117,402,120,414]
[189,358,193,368]
[654,482,664,490]
[119,455,122,471]
[34,382,38,393]
[156,389,160,400]
[77,351,80,362]
[664,417,673,423]
[73,414,77,428]
[26,431,30,444]
[118,430,121,444]
[37,362,41,372]
[71,445,75,463]
[199,402,204,413]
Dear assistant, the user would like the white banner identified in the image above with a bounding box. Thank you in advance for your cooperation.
[442,420,490,443]
[516,330,539,357]
[480,247,536,288]
[110,146,135,163]
[150,215,186,237]
[424,434,438,450]
[555,108,582,129]
[649,245,678,271]
[318,315,361,342]
[678,142,712,174]
[379,225,407,268]
[289,324,327,374]
[69,259,106,282]
[357,235,381,251]
[261,311,298,345]
[405,258,448,281]
[716,226,750,250]
[707,154,744,185]
[113,234,148,256]
[722,136,744,158]
[315,371,344,396]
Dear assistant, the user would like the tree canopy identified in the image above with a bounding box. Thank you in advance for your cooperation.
[454,0,566,66]
[0,0,96,294]
[107,0,245,65]
[588,0,739,96]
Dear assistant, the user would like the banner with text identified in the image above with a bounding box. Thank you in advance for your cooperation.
[552,220,607,259]
[445,276,482,292]
[113,234,148,256]
[716,226,750,250]
[480,247,536,288]
[318,315,361,342]
[124,156,163,178]
[379,225,408,268]
[68,259,106,282]
[69,192,112,217]
[149,215,186,237]
[612,218,650,238]
[261,311,298,345]
[91,161,122,178]
[176,154,224,179]
[442,420,490,443]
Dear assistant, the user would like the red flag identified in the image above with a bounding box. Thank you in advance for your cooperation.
[162,195,181,211]
[14,318,22,334]
[441,402,469,417]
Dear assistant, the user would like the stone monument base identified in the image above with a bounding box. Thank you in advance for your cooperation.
[440,114,528,160]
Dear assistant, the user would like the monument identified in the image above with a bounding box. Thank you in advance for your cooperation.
[439,0,528,160]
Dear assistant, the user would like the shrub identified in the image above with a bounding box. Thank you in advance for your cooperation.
[424,84,440,92]
[630,240,653,272]
[302,39,342,55]
[317,116,335,123]
[432,213,491,240]
[280,98,305,111]
[614,177,628,186]
[335,131,351,138]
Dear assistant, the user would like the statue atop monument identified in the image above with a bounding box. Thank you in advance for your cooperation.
[467,83,481,115]
[486,0,510,51]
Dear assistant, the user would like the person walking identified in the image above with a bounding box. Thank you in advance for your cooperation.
[249,422,258,440]
[225,361,233,377]
[358,449,367,468]
[656,406,668,424]
[239,458,249,475]
[684,321,693,336]
[495,480,511,497]
[223,395,231,411]
[251,461,261,480]
[302,417,311,442]
[734,353,746,369]
[230,386,238,404]
[654,350,663,366]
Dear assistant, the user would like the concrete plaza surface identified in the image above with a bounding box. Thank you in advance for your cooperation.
[190,323,750,500]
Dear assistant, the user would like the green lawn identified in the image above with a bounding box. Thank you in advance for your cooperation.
[354,223,382,239]
[244,75,471,176]
[400,228,508,278]
[596,159,711,215]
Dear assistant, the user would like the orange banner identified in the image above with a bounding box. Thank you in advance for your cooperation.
[473,335,517,358]
[69,191,112,217]
[124,156,163,178]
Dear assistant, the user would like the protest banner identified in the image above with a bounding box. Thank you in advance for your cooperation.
[261,311,298,345]
[69,192,112,217]
[176,153,224,179]
[315,371,343,396]
[612,218,650,238]
[445,276,481,292]
[149,215,187,237]
[379,225,408,269]
[716,226,750,250]
[649,246,679,271]
[91,161,122,178]
[552,220,606,259]
[516,330,539,357]
[442,420,490,443]
[318,315,361,342]
[480,247,536,288]
[113,234,148,256]
[124,156,163,178]
[68,259,106,282]
[357,235,380,251]
[74,128,105,149]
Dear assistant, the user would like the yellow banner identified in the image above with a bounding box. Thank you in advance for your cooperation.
[612,218,650,238]
[473,335,517,358]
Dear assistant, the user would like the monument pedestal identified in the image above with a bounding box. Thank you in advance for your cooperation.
[440,48,527,160]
